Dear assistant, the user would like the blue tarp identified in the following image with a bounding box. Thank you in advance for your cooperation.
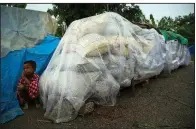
[189,44,195,56]
[0,35,60,124]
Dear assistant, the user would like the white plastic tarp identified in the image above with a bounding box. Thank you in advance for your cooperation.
[1,6,57,57]
[39,12,190,123]
[164,40,190,72]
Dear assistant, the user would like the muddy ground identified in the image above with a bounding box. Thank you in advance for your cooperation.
[1,62,195,129]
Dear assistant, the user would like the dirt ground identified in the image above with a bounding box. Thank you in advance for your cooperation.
[1,62,195,129]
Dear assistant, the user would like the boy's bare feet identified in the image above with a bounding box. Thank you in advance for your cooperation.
[36,104,40,108]
[23,103,28,110]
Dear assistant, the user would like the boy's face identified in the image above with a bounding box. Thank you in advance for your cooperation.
[24,63,35,76]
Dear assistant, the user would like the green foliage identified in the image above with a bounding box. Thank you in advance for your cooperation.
[158,13,195,45]
[150,14,157,28]
[122,4,145,23]
[158,16,175,31]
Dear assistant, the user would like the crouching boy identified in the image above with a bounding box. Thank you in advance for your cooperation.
[17,60,40,109]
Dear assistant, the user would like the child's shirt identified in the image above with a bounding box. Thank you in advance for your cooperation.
[18,73,40,99]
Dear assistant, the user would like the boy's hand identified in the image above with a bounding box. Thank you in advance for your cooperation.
[22,72,26,78]
[18,84,25,90]
[22,72,30,85]
[18,84,29,90]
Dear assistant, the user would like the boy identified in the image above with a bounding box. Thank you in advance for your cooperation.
[17,60,40,109]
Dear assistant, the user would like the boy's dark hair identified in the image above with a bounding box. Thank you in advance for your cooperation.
[24,60,36,70]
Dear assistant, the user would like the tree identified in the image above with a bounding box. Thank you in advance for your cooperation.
[122,4,145,23]
[0,4,27,8]
[47,4,106,37]
[158,16,175,31]
[174,13,195,44]
[48,4,145,37]
[158,13,195,45]
[150,14,157,27]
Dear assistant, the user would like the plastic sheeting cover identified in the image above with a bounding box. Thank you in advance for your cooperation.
[164,40,190,72]
[160,30,188,45]
[189,44,195,56]
[39,12,190,123]
[0,35,60,124]
[1,6,57,58]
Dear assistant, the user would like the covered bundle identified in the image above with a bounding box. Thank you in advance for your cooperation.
[39,12,190,123]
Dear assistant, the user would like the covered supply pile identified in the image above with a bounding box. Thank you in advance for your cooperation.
[164,40,190,72]
[1,5,57,58]
[39,12,191,123]
[159,30,190,72]
[189,44,195,56]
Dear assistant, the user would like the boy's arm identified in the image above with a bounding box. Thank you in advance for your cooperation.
[17,72,30,91]
[17,78,25,91]
[22,72,31,85]
[23,77,31,85]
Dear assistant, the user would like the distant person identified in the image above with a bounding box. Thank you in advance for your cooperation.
[17,60,40,109]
